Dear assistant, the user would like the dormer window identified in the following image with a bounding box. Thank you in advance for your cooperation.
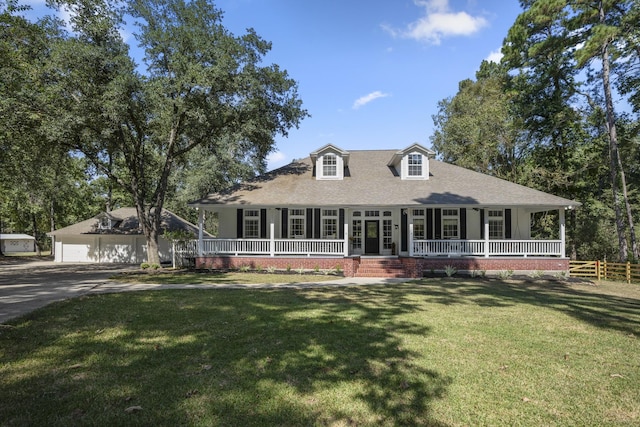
[323,154,337,177]
[310,144,349,180]
[388,143,434,180]
[407,153,423,177]
[99,217,112,230]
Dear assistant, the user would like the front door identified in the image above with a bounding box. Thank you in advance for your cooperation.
[365,220,379,254]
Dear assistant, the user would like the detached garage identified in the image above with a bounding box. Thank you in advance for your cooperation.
[48,207,201,264]
[0,234,36,253]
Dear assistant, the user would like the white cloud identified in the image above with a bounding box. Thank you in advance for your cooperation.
[266,151,288,170]
[384,0,488,45]
[352,91,390,110]
[485,48,503,63]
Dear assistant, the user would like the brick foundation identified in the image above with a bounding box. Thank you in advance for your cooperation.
[403,257,569,278]
[196,256,358,275]
[195,255,569,278]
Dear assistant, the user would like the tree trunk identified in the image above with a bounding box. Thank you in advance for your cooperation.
[135,202,162,265]
[32,212,42,256]
[50,199,55,257]
[145,227,161,265]
[600,3,637,261]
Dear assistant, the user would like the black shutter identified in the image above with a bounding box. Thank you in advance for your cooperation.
[260,209,267,238]
[314,208,321,239]
[460,208,467,239]
[237,209,243,238]
[480,209,485,239]
[427,208,434,239]
[434,208,442,239]
[401,211,408,251]
[505,209,512,239]
[339,209,345,239]
[306,208,313,238]
[281,208,288,238]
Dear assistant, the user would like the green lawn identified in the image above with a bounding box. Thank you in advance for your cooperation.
[112,270,341,285]
[1,278,639,426]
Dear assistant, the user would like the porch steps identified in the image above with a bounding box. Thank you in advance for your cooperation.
[355,257,408,278]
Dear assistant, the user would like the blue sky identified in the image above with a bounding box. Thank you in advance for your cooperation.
[20,0,524,170]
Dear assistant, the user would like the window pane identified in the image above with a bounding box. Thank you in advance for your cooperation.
[244,210,260,238]
[290,218,305,237]
[443,219,458,239]
[323,154,337,176]
[323,219,337,238]
[352,220,362,249]
[383,220,392,249]
[488,210,503,239]
[414,219,425,240]
[408,153,423,176]
[245,219,259,238]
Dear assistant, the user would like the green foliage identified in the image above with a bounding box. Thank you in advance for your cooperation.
[497,270,514,280]
[140,262,150,269]
[431,61,525,183]
[444,265,457,277]
[1,0,307,264]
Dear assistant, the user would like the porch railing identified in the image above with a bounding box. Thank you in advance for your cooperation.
[176,238,346,257]
[175,238,564,260]
[412,239,563,257]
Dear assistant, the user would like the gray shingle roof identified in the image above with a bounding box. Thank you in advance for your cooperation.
[48,207,206,236]
[190,150,580,209]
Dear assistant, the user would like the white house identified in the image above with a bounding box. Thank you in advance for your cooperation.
[48,207,202,263]
[186,143,581,277]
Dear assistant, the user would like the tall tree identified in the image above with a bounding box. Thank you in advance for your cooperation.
[46,0,307,264]
[431,61,525,182]
[571,0,639,261]
[503,0,639,261]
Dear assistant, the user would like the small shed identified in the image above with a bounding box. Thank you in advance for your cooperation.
[0,234,36,253]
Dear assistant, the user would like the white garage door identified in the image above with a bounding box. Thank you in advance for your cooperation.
[61,242,94,262]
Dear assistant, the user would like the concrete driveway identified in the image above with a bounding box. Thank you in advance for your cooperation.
[0,259,138,324]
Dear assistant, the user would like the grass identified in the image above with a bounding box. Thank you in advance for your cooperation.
[1,278,639,426]
[112,270,340,285]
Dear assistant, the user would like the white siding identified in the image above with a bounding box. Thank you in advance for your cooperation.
[55,235,173,263]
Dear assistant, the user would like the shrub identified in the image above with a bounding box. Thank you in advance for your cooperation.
[140,262,150,270]
[530,270,545,279]
[555,271,568,279]
[497,269,513,280]
[444,265,457,277]
[266,266,276,274]
[239,265,250,272]
[150,263,161,270]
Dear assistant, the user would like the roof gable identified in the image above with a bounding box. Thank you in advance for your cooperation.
[387,143,435,167]
[48,207,207,237]
[309,144,350,164]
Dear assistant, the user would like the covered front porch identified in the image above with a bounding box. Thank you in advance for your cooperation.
[175,205,570,276]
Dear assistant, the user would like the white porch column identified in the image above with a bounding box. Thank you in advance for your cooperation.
[344,221,349,257]
[483,208,490,258]
[197,208,204,257]
[270,218,275,257]
[409,222,414,257]
[560,208,566,258]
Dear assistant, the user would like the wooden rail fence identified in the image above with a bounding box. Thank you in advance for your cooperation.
[569,260,640,284]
